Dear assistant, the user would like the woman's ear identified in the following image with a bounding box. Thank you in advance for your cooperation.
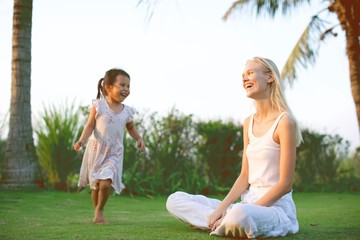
[267,74,274,83]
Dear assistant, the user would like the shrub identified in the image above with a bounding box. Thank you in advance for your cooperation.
[295,129,350,191]
[34,101,84,191]
[196,120,243,193]
[0,113,8,180]
[123,108,208,195]
[31,103,360,195]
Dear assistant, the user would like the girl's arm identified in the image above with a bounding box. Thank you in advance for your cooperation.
[126,121,145,152]
[254,114,297,206]
[208,117,251,230]
[74,105,96,151]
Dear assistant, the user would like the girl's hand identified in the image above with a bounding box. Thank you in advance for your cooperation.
[208,208,226,231]
[73,141,83,152]
[137,137,145,152]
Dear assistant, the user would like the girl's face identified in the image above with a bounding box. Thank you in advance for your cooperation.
[108,75,130,103]
[242,61,273,99]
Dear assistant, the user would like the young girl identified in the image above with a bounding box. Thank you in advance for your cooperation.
[166,57,303,238]
[74,68,145,224]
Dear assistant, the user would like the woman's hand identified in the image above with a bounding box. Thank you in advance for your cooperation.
[211,214,226,231]
[208,208,226,231]
[137,137,145,152]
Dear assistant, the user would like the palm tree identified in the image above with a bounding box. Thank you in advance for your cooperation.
[223,0,360,140]
[1,0,38,188]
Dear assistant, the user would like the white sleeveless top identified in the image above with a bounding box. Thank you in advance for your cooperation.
[78,99,135,194]
[246,112,287,190]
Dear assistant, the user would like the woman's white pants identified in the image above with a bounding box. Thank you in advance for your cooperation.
[166,191,299,239]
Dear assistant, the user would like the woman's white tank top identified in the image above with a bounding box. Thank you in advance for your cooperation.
[246,112,287,190]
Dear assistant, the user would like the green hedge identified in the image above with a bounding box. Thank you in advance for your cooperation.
[1,103,359,194]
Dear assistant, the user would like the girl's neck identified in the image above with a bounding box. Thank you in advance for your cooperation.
[105,97,123,113]
[106,96,121,105]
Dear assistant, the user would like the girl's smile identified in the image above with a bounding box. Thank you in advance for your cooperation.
[110,75,130,103]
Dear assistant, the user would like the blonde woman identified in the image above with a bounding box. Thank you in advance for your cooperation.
[166,57,302,238]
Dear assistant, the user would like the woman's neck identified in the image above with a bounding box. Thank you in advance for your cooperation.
[255,100,279,119]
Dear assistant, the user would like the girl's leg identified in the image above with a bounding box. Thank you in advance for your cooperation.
[91,188,99,209]
[94,179,112,224]
[166,191,221,230]
[91,188,99,222]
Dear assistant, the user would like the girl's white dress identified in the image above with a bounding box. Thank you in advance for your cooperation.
[166,112,299,238]
[78,99,134,194]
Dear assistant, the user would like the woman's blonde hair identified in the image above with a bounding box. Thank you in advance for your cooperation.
[247,56,303,146]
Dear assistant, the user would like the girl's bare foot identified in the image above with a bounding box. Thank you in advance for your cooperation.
[94,209,109,224]
[94,217,109,224]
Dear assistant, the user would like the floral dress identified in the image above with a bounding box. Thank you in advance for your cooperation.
[78,99,134,194]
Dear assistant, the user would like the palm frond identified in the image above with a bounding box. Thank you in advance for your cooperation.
[223,0,251,21]
[281,15,326,85]
[320,24,340,41]
[223,0,311,21]
[137,0,159,24]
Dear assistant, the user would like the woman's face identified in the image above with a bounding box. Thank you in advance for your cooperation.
[242,61,272,99]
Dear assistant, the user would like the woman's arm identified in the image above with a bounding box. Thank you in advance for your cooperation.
[208,117,251,230]
[254,114,297,206]
[74,105,96,151]
[126,121,145,152]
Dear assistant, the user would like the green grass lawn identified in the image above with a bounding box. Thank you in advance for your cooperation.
[0,190,359,240]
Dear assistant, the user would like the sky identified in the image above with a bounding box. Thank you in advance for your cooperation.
[0,0,358,151]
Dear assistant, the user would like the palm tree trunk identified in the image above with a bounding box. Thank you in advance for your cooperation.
[332,1,360,140]
[1,0,38,188]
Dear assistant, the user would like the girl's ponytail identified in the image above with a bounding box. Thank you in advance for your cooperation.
[97,78,104,99]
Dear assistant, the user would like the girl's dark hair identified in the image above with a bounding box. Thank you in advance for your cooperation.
[96,68,130,99]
